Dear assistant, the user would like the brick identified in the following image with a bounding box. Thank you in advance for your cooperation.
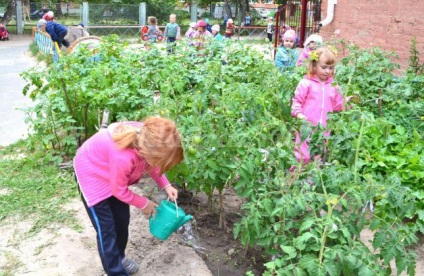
[318,0,424,70]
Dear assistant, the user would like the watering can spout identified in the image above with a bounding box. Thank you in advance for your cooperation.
[181,214,193,226]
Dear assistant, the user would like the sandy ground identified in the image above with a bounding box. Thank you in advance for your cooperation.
[0,183,212,276]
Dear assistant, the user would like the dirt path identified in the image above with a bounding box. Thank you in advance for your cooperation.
[0,183,212,276]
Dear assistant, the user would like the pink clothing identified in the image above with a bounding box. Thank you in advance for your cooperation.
[74,122,170,209]
[291,76,349,163]
[185,28,196,46]
[185,28,195,38]
[296,47,312,66]
[193,30,212,49]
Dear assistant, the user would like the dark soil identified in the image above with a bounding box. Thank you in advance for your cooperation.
[177,188,267,276]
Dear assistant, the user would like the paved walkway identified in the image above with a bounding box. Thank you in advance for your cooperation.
[0,35,36,146]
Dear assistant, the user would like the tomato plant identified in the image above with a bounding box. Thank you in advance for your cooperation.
[22,36,423,275]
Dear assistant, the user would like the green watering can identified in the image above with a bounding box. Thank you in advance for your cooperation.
[149,200,193,240]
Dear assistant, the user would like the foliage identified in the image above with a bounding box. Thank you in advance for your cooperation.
[22,36,424,275]
[408,36,424,76]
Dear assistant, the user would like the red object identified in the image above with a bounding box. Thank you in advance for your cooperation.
[196,20,207,28]
[0,26,9,40]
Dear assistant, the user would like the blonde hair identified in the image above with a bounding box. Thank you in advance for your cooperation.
[170,14,176,19]
[112,117,184,175]
[148,16,157,25]
[307,46,336,78]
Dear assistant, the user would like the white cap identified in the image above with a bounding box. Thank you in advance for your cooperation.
[189,22,196,28]
[304,34,323,47]
[211,24,220,32]
[37,19,47,29]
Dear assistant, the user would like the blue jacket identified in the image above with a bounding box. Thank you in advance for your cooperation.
[275,46,298,71]
[45,21,68,42]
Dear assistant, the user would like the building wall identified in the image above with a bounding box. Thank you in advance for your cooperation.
[318,0,424,70]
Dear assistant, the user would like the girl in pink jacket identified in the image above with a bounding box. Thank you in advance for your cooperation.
[74,117,183,275]
[296,34,323,66]
[291,46,350,165]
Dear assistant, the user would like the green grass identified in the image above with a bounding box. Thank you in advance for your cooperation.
[0,140,80,235]
[29,43,53,64]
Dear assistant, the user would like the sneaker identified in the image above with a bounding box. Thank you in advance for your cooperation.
[121,257,140,275]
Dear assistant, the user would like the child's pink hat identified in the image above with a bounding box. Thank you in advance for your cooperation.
[282,30,296,41]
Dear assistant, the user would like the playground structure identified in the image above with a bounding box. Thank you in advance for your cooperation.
[68,36,101,54]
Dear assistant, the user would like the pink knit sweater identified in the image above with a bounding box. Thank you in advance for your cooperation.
[73,122,170,209]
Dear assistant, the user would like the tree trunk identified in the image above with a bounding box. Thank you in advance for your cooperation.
[2,0,16,25]
[55,3,63,18]
[224,0,232,18]
[240,0,248,23]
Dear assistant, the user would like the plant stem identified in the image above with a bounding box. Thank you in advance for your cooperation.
[354,116,365,185]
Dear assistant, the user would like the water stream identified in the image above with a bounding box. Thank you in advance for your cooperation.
[177,220,210,255]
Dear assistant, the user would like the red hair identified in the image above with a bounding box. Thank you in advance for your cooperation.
[112,117,184,175]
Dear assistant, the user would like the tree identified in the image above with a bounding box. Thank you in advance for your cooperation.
[1,0,15,25]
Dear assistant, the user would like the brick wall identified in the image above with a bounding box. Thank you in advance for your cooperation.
[318,0,424,70]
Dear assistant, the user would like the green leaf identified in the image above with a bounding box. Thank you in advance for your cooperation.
[281,245,297,259]
[373,231,386,249]
[323,259,339,276]
[358,264,375,276]
[299,219,315,233]
[369,219,380,230]
[299,254,319,273]
[294,232,317,250]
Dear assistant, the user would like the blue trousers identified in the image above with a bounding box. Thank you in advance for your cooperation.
[81,192,130,276]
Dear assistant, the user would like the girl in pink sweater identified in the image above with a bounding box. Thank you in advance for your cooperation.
[74,117,183,275]
[291,47,350,165]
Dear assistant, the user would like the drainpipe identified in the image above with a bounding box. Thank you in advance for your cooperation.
[319,0,337,27]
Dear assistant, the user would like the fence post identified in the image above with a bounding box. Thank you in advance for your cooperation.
[191,4,198,23]
[82,2,89,27]
[139,3,146,26]
[16,0,24,34]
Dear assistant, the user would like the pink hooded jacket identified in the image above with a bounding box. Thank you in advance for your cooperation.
[296,47,312,66]
[291,76,349,163]
[74,122,170,209]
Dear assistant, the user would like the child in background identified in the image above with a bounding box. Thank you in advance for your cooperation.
[245,12,251,26]
[164,14,180,54]
[77,22,90,37]
[224,18,234,39]
[74,117,183,275]
[185,22,197,46]
[205,18,212,33]
[193,19,212,50]
[147,16,160,43]
[291,47,351,165]
[42,10,54,21]
[275,29,298,72]
[211,24,223,41]
[296,33,323,66]
[266,17,274,43]
[0,22,9,40]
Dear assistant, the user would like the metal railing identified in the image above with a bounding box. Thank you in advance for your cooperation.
[32,27,61,62]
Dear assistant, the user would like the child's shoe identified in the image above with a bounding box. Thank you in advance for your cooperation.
[122,257,140,275]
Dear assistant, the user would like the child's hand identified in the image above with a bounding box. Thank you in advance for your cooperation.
[141,200,158,219]
[164,185,178,201]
